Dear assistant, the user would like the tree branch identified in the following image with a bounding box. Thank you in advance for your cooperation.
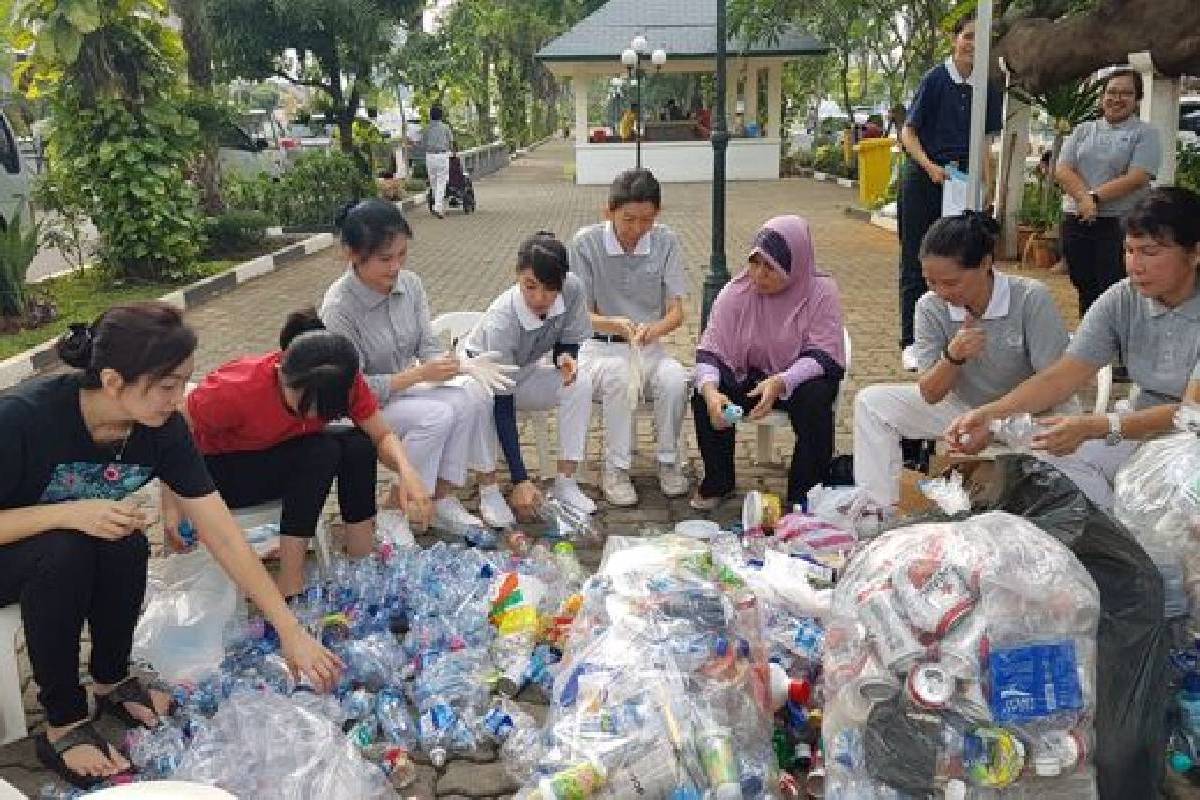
[271,70,330,93]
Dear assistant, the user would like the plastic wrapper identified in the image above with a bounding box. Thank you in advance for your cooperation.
[806,485,888,538]
[132,550,239,681]
[170,691,397,799]
[1113,404,1200,627]
[824,511,1101,799]
[514,534,777,800]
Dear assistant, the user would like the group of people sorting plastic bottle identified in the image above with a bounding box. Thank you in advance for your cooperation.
[2,162,1200,787]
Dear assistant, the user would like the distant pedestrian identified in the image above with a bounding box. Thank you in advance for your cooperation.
[422,105,454,219]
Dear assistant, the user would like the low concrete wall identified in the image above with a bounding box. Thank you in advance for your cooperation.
[460,141,510,179]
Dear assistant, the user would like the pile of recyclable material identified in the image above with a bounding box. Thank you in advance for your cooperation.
[1113,404,1200,631]
[1167,640,1200,783]
[513,533,777,800]
[50,525,589,799]
[823,511,1101,799]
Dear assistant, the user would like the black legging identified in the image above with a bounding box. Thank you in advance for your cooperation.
[692,371,839,508]
[897,158,949,348]
[204,430,378,537]
[0,530,149,726]
[1062,214,1125,316]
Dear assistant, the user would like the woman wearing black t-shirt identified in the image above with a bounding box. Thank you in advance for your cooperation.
[0,301,343,788]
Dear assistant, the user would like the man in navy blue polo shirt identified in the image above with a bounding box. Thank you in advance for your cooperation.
[897,17,1003,372]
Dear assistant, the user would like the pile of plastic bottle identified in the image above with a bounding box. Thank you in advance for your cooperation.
[1168,639,1200,782]
[39,530,588,800]
[823,511,1101,799]
[509,533,779,800]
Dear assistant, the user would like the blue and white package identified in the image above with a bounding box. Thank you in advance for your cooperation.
[989,641,1084,722]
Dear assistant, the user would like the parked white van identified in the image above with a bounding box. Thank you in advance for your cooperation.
[0,108,33,230]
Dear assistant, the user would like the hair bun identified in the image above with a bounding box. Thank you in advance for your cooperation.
[56,323,95,368]
[333,200,359,230]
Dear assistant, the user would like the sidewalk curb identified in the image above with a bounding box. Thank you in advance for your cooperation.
[809,170,859,189]
[0,231,338,391]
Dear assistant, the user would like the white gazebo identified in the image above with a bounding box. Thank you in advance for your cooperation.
[536,0,827,185]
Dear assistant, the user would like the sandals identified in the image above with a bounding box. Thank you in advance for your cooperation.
[34,720,129,789]
[93,676,171,729]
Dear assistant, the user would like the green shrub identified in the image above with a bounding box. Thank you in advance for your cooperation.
[224,149,377,228]
[812,143,844,175]
[0,209,39,319]
[203,209,269,257]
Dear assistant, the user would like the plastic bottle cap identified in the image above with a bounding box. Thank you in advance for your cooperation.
[944,779,966,800]
[789,678,812,706]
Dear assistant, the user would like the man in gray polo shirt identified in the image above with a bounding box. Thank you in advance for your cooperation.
[569,168,690,506]
[1056,68,1161,313]
[422,105,453,219]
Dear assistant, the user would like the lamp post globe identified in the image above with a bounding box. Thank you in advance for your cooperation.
[631,34,648,54]
[651,48,667,67]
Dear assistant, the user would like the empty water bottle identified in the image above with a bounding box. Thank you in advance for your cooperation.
[989,413,1036,450]
[376,687,418,749]
[723,403,745,424]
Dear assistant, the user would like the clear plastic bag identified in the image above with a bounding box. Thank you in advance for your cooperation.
[513,534,777,799]
[132,550,239,682]
[1113,405,1200,626]
[170,691,397,799]
[824,511,1101,798]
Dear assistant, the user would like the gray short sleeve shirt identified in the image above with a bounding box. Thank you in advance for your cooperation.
[1058,116,1161,217]
[1067,279,1200,409]
[319,269,442,403]
[421,120,453,153]
[568,222,689,323]
[464,273,593,392]
[914,273,1070,408]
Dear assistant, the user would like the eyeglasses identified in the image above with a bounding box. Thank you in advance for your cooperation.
[1104,90,1136,99]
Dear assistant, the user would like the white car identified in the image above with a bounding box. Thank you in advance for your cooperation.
[1180,96,1200,148]
[217,110,290,179]
[0,109,34,230]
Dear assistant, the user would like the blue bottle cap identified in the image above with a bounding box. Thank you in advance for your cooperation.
[1184,672,1200,695]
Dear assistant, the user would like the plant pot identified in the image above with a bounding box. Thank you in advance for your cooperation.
[1016,224,1039,260]
[1029,232,1059,269]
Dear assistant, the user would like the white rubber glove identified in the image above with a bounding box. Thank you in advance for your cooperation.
[461,351,518,395]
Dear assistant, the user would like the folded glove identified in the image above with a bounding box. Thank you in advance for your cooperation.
[461,350,518,395]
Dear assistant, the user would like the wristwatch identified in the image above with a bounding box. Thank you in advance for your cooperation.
[1088,190,1101,206]
[1105,412,1123,446]
[943,345,966,366]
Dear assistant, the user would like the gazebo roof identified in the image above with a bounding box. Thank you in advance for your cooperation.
[535,0,827,62]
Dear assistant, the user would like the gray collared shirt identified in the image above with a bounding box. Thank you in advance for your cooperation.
[319,268,441,403]
[421,120,453,154]
[915,273,1070,408]
[568,222,689,323]
[1059,116,1161,217]
[1068,278,1200,409]
[464,273,592,392]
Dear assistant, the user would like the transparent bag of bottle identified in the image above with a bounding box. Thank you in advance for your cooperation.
[823,511,1101,799]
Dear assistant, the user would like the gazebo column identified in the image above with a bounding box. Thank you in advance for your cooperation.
[1131,51,1180,184]
[574,73,589,146]
[766,62,782,139]
[745,67,759,129]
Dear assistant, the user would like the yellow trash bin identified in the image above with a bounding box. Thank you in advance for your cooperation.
[855,137,896,207]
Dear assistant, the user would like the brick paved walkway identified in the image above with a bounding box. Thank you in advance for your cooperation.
[0,138,1095,798]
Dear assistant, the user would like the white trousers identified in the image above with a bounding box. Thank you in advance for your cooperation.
[1036,439,1139,511]
[426,152,450,213]
[502,363,593,464]
[378,380,493,492]
[580,340,688,470]
[853,383,971,508]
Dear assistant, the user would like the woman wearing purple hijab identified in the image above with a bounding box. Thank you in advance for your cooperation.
[691,215,846,510]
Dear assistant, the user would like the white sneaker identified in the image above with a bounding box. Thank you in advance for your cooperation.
[478,484,516,529]
[658,462,689,497]
[901,344,919,372]
[552,476,596,515]
[433,496,484,533]
[601,468,638,507]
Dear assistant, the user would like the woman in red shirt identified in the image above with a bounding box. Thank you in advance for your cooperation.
[164,309,431,596]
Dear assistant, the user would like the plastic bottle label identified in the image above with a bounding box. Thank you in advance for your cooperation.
[988,641,1083,722]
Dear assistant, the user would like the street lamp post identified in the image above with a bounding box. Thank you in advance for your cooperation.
[621,36,667,170]
[701,0,730,330]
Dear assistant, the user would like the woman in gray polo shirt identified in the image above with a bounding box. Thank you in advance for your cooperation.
[950,188,1200,509]
[320,201,513,530]
[854,212,1070,510]
[1056,68,1162,314]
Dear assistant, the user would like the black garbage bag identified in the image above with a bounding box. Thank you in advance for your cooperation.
[958,455,1170,800]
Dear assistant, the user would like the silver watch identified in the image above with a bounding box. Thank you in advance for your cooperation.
[1105,412,1124,446]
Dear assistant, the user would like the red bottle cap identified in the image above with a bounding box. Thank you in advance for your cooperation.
[789,677,812,706]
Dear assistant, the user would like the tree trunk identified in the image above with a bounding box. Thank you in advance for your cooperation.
[994,0,1200,93]
[171,0,214,88]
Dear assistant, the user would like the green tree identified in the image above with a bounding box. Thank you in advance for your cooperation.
[207,0,422,158]
[13,0,206,281]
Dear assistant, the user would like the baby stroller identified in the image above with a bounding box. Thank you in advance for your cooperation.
[427,153,476,214]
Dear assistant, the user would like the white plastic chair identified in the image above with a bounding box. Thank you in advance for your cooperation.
[0,605,24,744]
[751,328,853,464]
[431,311,555,479]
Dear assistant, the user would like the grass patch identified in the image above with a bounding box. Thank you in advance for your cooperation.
[0,260,233,362]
